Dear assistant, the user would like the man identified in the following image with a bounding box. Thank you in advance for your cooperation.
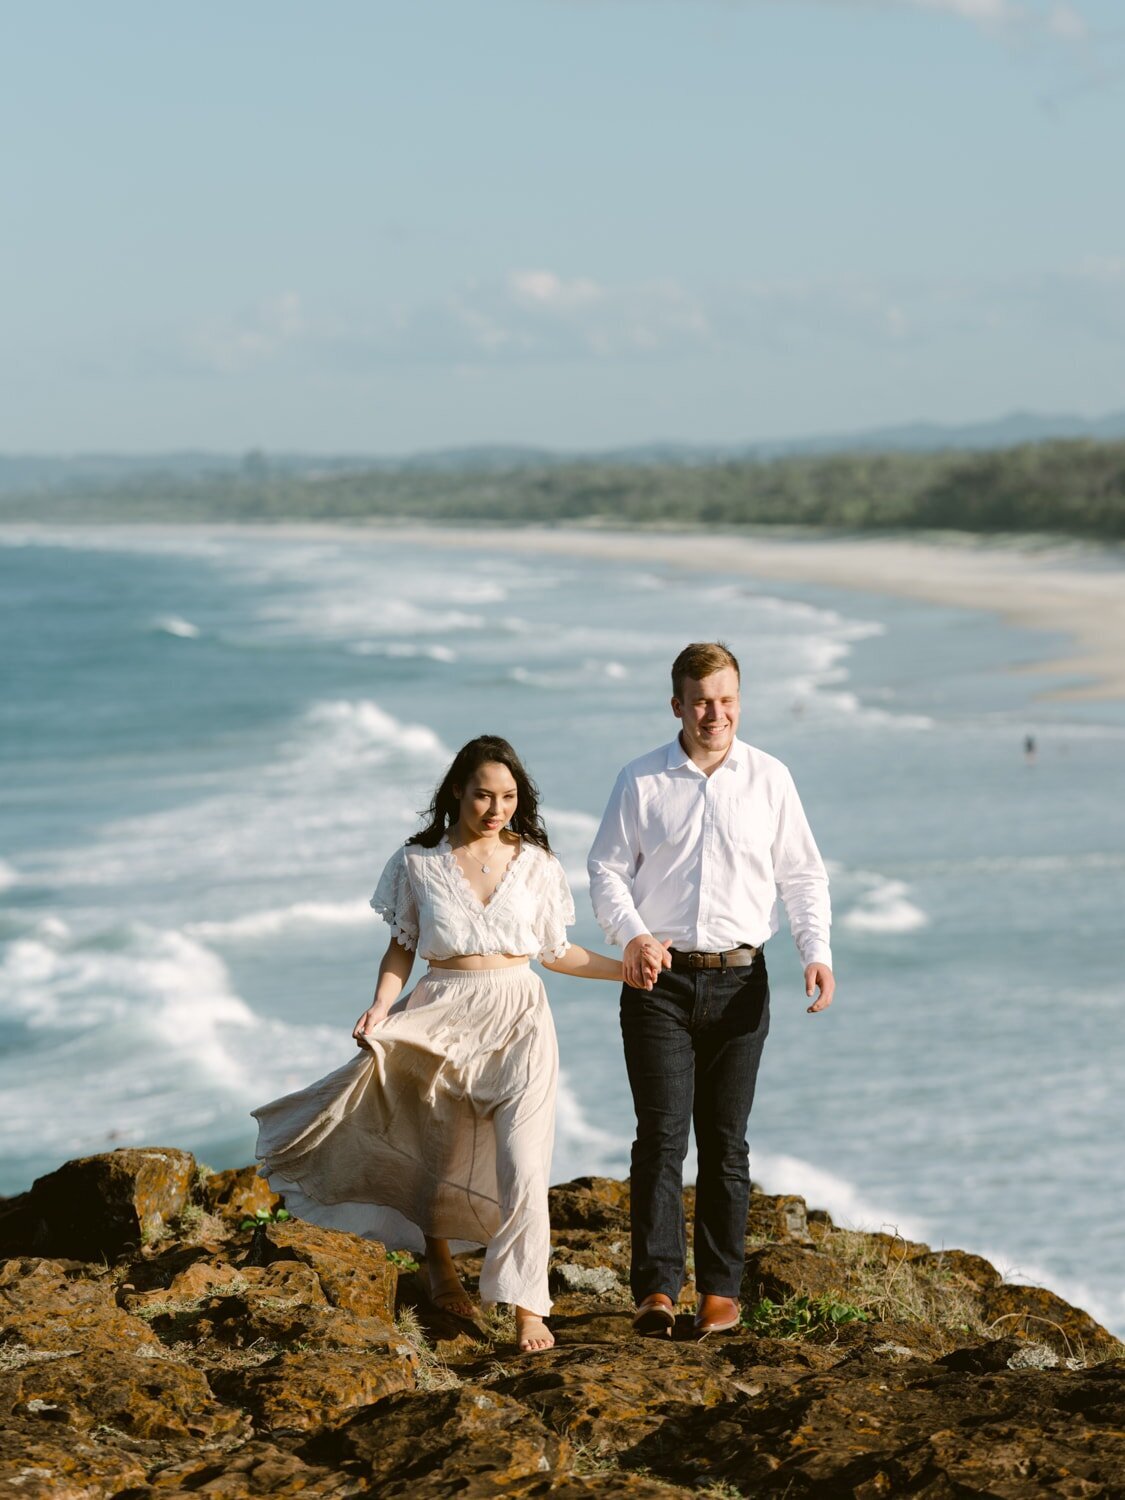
[588,641,834,1337]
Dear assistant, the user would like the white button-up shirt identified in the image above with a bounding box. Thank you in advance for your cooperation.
[588,736,832,969]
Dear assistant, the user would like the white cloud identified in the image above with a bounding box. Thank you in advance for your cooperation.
[190,292,305,373]
[747,0,1092,44]
[181,259,1125,378]
[910,0,1091,40]
[509,270,604,310]
[1046,2,1088,40]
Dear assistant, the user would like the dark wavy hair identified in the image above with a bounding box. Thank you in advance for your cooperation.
[408,735,552,852]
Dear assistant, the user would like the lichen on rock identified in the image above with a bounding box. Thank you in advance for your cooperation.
[0,1151,1121,1498]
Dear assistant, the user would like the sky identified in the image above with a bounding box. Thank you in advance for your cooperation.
[2,0,1124,454]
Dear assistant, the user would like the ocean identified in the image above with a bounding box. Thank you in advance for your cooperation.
[1,523,1122,1337]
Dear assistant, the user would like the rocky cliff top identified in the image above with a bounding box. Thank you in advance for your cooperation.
[0,1148,1121,1497]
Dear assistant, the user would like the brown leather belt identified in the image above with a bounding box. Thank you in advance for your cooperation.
[668,945,760,972]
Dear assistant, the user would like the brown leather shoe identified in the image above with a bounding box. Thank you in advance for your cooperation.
[632,1293,676,1337]
[693,1294,741,1337]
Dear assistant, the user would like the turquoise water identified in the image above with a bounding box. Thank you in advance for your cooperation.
[2,524,1122,1335]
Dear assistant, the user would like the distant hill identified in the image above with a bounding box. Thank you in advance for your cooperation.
[4,409,1125,495]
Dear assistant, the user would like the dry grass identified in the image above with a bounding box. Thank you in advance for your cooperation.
[393,1305,463,1391]
[820,1228,988,1341]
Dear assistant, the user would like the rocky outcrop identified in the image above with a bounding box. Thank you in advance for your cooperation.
[0,1153,1121,1498]
[0,1148,196,1260]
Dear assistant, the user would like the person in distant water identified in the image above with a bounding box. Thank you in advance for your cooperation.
[1024,733,1037,765]
[253,735,622,1355]
[588,643,835,1338]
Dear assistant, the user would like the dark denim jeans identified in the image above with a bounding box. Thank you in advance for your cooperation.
[620,954,770,1302]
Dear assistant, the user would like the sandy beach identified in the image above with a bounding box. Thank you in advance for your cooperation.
[365,524,1125,703]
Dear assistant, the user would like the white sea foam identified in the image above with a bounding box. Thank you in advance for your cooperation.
[189,898,373,942]
[541,806,600,893]
[553,1070,630,1183]
[153,615,200,639]
[349,642,458,663]
[0,525,229,559]
[817,691,936,730]
[259,598,486,639]
[36,697,449,910]
[842,878,929,935]
[0,919,345,1162]
[0,860,19,892]
[752,1151,932,1244]
[984,1258,1125,1342]
[508,657,635,690]
[302,699,450,762]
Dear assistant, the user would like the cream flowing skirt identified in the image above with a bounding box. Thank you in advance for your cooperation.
[251,964,558,1315]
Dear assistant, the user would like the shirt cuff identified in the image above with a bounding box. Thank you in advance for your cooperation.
[799,943,833,970]
[615,911,654,949]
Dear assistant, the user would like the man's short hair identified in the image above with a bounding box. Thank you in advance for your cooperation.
[671,642,741,700]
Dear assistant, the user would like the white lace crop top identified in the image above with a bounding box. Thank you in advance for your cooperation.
[370,836,575,963]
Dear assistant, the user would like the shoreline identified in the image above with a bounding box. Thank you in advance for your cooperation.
[390,524,1125,702]
[6,520,1125,700]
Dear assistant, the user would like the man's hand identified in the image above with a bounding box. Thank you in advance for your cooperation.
[624,934,671,990]
[804,963,835,1014]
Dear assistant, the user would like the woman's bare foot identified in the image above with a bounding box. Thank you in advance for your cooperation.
[421,1239,475,1319]
[516,1306,555,1354]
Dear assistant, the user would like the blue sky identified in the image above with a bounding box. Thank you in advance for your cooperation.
[2,0,1123,452]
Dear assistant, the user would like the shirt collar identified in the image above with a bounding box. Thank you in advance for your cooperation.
[665,735,745,774]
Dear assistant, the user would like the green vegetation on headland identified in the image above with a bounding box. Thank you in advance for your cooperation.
[4,437,1125,538]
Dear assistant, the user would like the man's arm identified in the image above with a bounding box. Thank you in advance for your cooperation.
[772,769,835,1015]
[588,769,669,989]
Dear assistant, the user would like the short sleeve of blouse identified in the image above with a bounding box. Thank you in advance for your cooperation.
[370,844,419,951]
[537,855,576,962]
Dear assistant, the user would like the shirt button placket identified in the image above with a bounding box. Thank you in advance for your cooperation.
[698,775,713,950]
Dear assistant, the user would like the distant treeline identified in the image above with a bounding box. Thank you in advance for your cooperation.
[4,438,1125,538]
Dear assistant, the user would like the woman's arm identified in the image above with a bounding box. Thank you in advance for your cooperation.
[539,943,623,982]
[353,937,415,1044]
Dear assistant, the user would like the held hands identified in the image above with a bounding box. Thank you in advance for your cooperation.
[805,963,835,1014]
[352,1004,389,1049]
[623,934,672,991]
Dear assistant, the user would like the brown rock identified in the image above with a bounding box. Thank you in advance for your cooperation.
[742,1243,854,1304]
[200,1165,283,1223]
[0,1256,160,1355]
[204,1299,404,1357]
[915,1246,1002,1290]
[212,1344,416,1432]
[746,1192,812,1245]
[864,1230,931,1265]
[982,1281,1119,1359]
[124,1256,261,1312]
[827,1315,947,1363]
[548,1178,631,1233]
[302,1385,570,1496]
[491,1341,736,1458]
[249,1219,397,1323]
[149,1438,365,1496]
[126,1256,400,1359]
[0,1422,148,1499]
[624,1360,1125,1495]
[0,1148,196,1260]
[502,1478,693,1498]
[0,1348,248,1443]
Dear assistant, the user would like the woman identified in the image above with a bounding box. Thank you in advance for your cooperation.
[252,735,622,1354]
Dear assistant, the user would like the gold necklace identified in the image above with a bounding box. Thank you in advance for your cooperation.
[456,833,504,875]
